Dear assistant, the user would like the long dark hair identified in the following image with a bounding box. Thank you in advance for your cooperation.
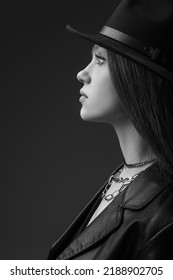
[107,50,173,178]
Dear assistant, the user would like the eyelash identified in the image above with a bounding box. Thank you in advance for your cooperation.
[95,54,105,65]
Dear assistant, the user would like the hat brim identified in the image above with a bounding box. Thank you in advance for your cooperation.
[66,25,173,83]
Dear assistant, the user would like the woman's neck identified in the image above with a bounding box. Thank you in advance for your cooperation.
[112,118,156,166]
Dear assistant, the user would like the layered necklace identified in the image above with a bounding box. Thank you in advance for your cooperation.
[101,158,157,201]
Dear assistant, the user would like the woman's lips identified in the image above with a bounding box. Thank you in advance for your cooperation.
[79,90,88,102]
[80,90,88,98]
[79,95,88,102]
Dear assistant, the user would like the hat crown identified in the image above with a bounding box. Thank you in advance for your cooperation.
[66,0,173,82]
[106,0,173,48]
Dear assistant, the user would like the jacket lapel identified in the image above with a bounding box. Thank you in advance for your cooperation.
[57,188,125,259]
[48,162,124,259]
[49,161,173,260]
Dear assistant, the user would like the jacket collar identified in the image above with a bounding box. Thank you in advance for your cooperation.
[53,161,173,259]
[123,161,173,209]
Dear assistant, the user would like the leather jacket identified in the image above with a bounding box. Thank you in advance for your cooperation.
[48,161,173,259]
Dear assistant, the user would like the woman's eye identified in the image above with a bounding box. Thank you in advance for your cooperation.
[95,54,105,65]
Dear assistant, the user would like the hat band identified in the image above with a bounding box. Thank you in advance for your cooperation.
[100,26,161,60]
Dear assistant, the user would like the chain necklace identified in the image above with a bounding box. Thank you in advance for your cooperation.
[102,158,157,201]
[101,166,140,201]
[124,157,157,168]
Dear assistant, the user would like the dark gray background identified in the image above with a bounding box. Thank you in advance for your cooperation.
[1,1,123,259]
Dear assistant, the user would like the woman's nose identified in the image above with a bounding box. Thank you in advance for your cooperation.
[77,67,91,84]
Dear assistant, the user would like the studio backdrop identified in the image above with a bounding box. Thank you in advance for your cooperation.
[1,0,123,259]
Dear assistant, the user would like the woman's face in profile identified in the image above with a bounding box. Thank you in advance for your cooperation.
[77,44,126,125]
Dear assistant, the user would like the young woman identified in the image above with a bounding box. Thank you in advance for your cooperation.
[48,0,173,259]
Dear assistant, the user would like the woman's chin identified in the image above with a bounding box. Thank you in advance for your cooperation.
[80,111,94,122]
[80,109,107,123]
[80,109,97,122]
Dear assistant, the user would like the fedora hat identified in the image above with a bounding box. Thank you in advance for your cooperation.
[66,0,173,83]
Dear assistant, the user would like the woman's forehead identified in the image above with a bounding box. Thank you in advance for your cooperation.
[91,44,106,54]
